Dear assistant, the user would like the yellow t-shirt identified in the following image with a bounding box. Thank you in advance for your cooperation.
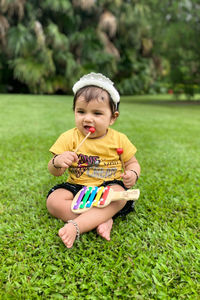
[49,127,137,186]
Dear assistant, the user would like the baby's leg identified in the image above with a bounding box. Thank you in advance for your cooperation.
[47,187,127,248]
[46,188,77,221]
[96,184,126,240]
[47,189,79,248]
[59,195,127,248]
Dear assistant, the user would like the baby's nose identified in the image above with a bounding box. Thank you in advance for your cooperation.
[84,113,92,121]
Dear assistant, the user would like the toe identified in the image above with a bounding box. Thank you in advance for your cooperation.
[97,225,105,234]
[103,232,110,241]
[67,241,73,248]
[58,228,65,237]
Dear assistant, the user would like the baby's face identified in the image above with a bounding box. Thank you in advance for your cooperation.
[74,93,117,139]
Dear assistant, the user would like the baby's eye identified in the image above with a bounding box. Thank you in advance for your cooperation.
[94,112,103,115]
[77,110,84,114]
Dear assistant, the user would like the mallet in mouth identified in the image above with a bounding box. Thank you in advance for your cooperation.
[75,127,96,152]
[117,148,126,175]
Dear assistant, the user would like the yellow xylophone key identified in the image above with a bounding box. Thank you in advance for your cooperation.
[92,186,104,206]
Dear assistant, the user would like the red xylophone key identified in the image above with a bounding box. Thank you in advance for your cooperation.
[99,186,111,205]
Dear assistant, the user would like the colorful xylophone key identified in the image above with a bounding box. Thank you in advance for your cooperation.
[73,186,87,210]
[92,186,104,206]
[79,187,93,208]
[99,186,111,205]
[86,186,98,208]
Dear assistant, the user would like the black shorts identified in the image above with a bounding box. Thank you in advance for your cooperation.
[47,179,135,218]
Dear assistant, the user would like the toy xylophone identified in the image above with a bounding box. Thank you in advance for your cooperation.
[71,186,140,214]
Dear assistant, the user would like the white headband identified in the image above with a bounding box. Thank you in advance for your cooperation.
[72,72,120,105]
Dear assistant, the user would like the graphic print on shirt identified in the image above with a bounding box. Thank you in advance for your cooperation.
[69,153,118,179]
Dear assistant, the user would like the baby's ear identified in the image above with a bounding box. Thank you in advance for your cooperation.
[110,111,119,125]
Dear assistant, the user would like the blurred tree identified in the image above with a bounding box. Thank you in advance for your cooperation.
[0,0,199,97]
[144,0,200,98]
[0,0,155,94]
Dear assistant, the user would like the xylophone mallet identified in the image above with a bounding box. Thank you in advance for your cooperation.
[117,148,126,175]
[75,127,96,152]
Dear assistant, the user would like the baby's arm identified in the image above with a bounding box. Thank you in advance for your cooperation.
[48,151,78,176]
[121,156,141,189]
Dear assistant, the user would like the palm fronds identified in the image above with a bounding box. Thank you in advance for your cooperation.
[7,24,34,56]
[0,14,9,45]
[0,0,26,20]
[41,0,72,13]
[10,48,55,93]
[72,0,95,11]
[46,23,69,51]
[34,21,45,48]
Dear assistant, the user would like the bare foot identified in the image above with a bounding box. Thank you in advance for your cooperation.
[96,218,113,241]
[58,223,77,248]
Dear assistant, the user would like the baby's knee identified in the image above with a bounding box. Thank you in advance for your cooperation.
[46,194,57,213]
[115,199,127,211]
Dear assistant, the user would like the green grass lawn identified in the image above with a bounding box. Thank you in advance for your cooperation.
[0,94,199,299]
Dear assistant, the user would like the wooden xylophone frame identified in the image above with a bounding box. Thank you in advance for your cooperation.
[71,186,140,214]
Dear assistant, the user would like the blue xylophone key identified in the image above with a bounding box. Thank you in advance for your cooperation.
[86,186,98,208]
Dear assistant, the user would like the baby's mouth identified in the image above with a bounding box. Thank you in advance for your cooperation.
[84,126,93,132]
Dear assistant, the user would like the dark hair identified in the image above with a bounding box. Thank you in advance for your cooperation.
[73,86,119,115]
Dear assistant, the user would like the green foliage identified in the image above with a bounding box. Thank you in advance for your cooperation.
[0,1,152,94]
[0,95,199,298]
[144,0,200,98]
[10,48,56,93]
[0,0,200,97]
[7,24,34,57]
[40,0,72,13]
[46,23,69,51]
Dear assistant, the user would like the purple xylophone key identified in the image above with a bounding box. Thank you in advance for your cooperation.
[73,186,87,210]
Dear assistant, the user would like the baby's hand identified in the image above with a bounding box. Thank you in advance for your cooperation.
[121,170,137,189]
[54,152,78,169]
